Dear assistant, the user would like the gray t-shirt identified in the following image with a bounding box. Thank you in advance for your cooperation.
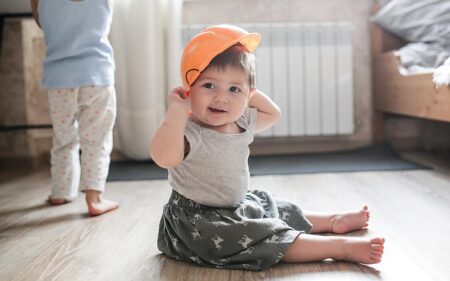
[168,108,257,207]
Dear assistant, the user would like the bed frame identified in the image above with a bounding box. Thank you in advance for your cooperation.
[371,10,450,123]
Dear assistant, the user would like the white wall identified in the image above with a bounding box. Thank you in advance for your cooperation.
[183,0,374,153]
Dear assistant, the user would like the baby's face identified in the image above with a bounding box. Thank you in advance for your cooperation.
[189,65,252,130]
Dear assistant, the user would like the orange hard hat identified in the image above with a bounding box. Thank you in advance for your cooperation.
[180,24,261,87]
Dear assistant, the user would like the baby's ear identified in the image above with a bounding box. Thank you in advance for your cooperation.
[248,88,256,100]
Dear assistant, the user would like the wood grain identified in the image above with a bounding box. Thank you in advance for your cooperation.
[1,152,449,280]
[374,51,450,122]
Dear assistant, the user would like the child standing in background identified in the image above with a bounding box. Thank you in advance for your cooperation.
[150,25,385,270]
[31,0,118,216]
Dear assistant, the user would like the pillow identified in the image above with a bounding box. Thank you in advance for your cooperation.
[372,0,450,46]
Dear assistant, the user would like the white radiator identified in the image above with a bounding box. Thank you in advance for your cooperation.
[182,22,354,137]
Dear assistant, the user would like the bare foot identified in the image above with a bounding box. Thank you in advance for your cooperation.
[338,237,385,264]
[85,190,119,216]
[48,196,69,205]
[331,205,370,234]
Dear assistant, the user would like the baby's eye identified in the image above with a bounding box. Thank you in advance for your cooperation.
[229,86,241,93]
[202,83,215,89]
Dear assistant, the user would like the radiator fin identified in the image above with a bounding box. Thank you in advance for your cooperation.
[182,22,354,137]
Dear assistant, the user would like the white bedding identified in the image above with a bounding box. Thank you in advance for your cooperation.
[372,0,450,85]
[433,57,450,87]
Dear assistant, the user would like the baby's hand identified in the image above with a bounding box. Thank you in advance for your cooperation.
[168,86,190,109]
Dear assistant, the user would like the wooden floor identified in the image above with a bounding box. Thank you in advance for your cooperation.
[1,151,449,281]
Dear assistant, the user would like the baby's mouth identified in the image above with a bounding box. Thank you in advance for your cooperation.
[208,107,227,113]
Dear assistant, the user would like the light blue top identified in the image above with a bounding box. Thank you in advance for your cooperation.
[39,0,115,88]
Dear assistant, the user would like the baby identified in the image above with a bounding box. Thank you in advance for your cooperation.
[150,24,384,271]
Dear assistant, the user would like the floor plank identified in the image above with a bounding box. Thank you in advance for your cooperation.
[0,152,449,280]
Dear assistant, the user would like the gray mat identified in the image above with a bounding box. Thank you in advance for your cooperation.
[107,144,429,181]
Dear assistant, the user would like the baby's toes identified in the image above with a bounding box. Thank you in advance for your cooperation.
[370,255,382,263]
[372,243,384,250]
[371,237,385,245]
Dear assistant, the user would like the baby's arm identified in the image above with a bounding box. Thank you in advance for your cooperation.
[150,86,190,168]
[247,89,281,133]
[30,0,40,27]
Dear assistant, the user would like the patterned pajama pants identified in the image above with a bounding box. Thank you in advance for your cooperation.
[47,86,116,200]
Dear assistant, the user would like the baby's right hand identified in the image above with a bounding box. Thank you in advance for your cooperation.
[168,86,190,109]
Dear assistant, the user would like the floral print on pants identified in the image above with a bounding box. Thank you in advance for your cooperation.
[47,85,116,200]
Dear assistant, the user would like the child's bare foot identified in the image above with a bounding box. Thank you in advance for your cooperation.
[331,205,370,234]
[48,196,69,205]
[338,237,385,264]
[85,190,119,216]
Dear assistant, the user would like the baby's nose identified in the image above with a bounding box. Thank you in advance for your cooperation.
[213,91,228,103]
